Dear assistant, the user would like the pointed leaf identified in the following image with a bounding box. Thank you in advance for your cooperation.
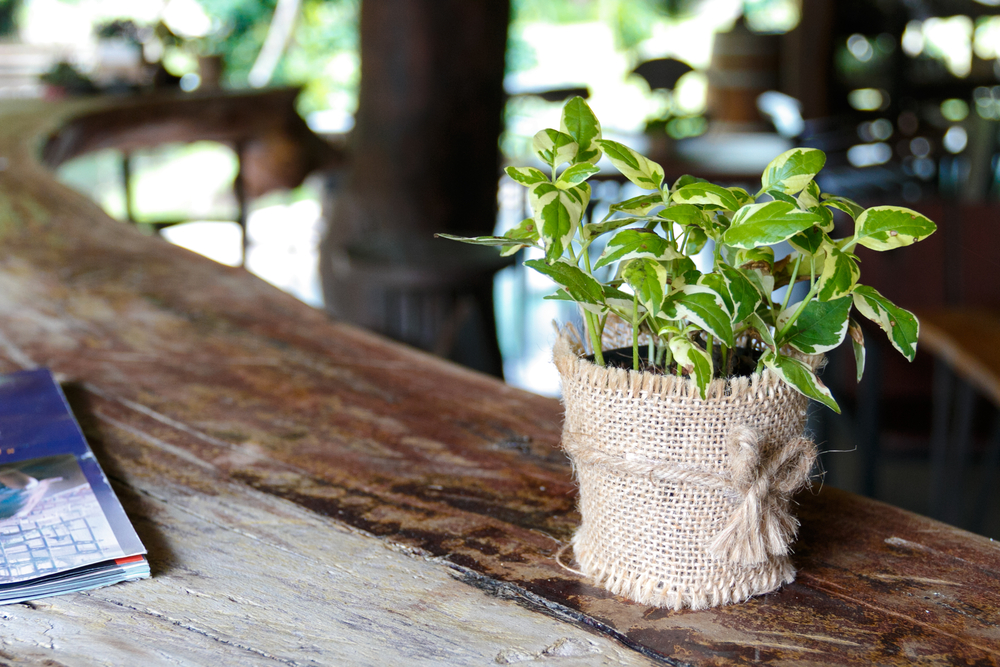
[821,195,864,220]
[854,206,937,251]
[697,273,735,316]
[719,264,763,323]
[597,139,664,190]
[684,226,709,255]
[747,311,775,349]
[761,147,827,195]
[787,225,827,255]
[723,201,823,248]
[533,128,578,168]
[778,296,852,354]
[623,259,667,317]
[505,166,548,185]
[594,228,682,269]
[849,318,865,383]
[435,232,532,249]
[816,244,860,301]
[671,182,741,211]
[669,336,713,399]
[673,286,735,347]
[798,180,822,209]
[583,216,642,240]
[524,258,604,306]
[529,182,589,261]
[560,96,602,164]
[607,192,664,217]
[852,285,919,361]
[763,352,840,413]
[672,174,707,191]
[556,162,601,189]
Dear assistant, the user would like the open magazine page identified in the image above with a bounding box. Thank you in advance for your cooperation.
[0,369,148,601]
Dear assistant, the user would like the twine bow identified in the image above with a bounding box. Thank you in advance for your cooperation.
[707,425,817,567]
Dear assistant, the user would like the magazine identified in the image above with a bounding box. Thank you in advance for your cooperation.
[0,368,149,604]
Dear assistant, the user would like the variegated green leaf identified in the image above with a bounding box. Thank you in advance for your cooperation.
[763,352,840,413]
[671,182,741,211]
[728,187,753,207]
[672,285,735,348]
[854,206,937,251]
[583,216,642,240]
[821,195,864,220]
[524,258,604,306]
[529,182,589,262]
[669,336,713,399]
[849,317,865,383]
[735,246,775,271]
[556,162,600,189]
[684,226,709,255]
[498,217,541,256]
[787,226,827,256]
[798,180,821,209]
[659,203,709,227]
[761,147,827,195]
[723,201,823,248]
[560,96,603,164]
[671,174,707,191]
[533,128,578,168]
[597,139,664,190]
[663,257,698,282]
[435,231,532,250]
[504,166,548,186]
[697,273,734,317]
[816,244,860,301]
[607,192,663,217]
[623,258,668,318]
[719,263,763,323]
[765,190,798,205]
[777,296,852,354]
[747,311,775,349]
[594,228,682,269]
[852,285,919,361]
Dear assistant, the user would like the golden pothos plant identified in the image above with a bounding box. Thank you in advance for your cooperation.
[439,97,936,412]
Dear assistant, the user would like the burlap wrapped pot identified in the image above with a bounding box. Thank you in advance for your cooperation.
[554,331,819,610]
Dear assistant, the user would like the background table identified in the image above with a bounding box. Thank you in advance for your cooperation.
[0,98,998,665]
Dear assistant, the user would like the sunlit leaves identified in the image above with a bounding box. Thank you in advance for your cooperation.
[761,147,826,195]
[763,352,840,413]
[777,296,852,355]
[671,182,741,211]
[816,245,860,301]
[854,206,937,251]
[556,163,600,189]
[669,336,713,399]
[597,139,664,190]
[623,259,667,318]
[560,96,602,164]
[670,286,735,348]
[723,201,824,248]
[505,166,548,185]
[533,128,577,168]
[594,228,682,269]
[525,258,604,306]
[529,182,589,262]
[852,285,919,361]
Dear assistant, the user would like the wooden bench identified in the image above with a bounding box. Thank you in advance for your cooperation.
[0,96,998,665]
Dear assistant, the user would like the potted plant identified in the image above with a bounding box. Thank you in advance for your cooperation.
[439,97,935,610]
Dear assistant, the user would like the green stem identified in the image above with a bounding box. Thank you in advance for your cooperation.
[584,309,605,366]
[780,254,803,314]
[776,281,819,341]
[632,292,640,371]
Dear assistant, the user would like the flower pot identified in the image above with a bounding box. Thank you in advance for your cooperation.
[554,331,819,610]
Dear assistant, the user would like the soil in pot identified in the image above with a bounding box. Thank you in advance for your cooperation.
[586,342,763,378]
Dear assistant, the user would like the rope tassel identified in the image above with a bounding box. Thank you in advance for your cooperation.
[708,426,817,566]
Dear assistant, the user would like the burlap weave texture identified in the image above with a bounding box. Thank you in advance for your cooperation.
[554,332,817,610]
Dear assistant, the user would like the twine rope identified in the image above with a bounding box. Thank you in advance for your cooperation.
[562,425,816,567]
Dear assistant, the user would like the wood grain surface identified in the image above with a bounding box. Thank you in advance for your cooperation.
[0,97,998,666]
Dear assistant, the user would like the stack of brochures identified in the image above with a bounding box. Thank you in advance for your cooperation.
[0,368,149,604]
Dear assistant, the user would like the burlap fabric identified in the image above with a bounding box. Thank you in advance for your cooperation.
[554,331,819,610]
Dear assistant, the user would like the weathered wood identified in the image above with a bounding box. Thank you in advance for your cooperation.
[0,99,999,665]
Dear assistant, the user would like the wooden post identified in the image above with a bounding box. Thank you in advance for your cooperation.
[321,0,509,376]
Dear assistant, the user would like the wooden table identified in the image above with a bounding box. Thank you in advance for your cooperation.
[0,98,998,666]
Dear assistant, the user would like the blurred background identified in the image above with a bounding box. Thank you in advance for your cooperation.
[5,0,1000,536]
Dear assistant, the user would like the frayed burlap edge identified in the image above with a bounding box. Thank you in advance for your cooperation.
[554,328,819,610]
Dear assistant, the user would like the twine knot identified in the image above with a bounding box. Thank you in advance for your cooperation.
[708,425,817,567]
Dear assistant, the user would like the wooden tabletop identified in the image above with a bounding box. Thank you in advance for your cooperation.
[0,96,998,666]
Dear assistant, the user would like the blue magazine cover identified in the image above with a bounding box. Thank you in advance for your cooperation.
[0,368,148,604]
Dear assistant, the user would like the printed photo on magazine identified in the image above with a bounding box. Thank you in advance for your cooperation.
[0,368,149,604]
